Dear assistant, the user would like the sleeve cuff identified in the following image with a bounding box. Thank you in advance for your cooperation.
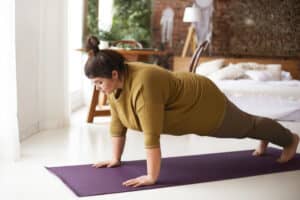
[110,128,127,137]
[144,133,160,149]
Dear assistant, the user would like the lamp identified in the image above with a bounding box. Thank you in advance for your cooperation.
[181,6,201,57]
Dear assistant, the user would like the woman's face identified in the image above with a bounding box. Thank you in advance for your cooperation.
[91,70,120,94]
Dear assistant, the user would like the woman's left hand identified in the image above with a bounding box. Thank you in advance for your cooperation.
[122,175,156,187]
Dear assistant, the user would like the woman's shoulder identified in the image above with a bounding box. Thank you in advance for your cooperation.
[128,61,169,75]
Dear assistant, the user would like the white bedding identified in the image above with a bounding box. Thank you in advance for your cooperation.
[213,80,300,121]
[227,95,300,121]
[196,60,300,121]
[214,80,300,100]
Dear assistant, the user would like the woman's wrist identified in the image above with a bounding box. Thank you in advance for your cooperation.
[146,174,157,183]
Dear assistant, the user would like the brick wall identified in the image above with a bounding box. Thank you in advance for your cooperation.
[151,0,194,55]
[152,0,300,58]
[212,0,300,58]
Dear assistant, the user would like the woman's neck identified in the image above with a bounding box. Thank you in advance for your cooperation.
[117,77,124,89]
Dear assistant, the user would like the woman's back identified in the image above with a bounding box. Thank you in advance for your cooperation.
[109,62,227,147]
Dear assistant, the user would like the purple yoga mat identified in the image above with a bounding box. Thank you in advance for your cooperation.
[46,147,300,197]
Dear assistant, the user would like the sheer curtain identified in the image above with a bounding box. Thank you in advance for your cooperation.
[0,0,20,162]
[68,0,85,111]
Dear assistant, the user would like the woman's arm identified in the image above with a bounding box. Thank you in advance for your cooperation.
[123,71,166,187]
[146,147,161,181]
[92,99,127,168]
[111,136,126,162]
[122,147,161,187]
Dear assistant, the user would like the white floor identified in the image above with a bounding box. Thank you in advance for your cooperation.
[1,107,300,200]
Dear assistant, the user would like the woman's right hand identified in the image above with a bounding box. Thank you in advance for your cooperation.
[92,159,121,168]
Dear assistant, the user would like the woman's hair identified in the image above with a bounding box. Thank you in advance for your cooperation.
[84,36,126,79]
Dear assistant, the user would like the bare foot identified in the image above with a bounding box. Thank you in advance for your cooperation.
[277,133,299,163]
[252,140,269,156]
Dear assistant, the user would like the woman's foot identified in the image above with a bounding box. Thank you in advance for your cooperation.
[277,133,299,163]
[252,140,269,156]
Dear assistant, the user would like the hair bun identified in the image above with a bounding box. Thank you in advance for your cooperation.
[85,36,100,54]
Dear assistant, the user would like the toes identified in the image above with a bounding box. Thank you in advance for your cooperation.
[277,156,287,163]
[252,149,265,156]
[252,150,260,156]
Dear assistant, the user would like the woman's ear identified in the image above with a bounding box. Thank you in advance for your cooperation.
[111,70,119,80]
[87,50,94,58]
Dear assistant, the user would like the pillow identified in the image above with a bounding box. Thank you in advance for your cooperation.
[245,64,282,81]
[245,70,275,81]
[281,70,292,80]
[234,62,267,70]
[195,59,225,76]
[265,64,282,80]
[208,64,245,80]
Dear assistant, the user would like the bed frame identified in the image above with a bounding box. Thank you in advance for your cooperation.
[173,56,300,80]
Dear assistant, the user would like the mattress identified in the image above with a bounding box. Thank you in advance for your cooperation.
[214,80,300,100]
[213,80,300,121]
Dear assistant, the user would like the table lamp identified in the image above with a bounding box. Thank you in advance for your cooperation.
[181,6,201,57]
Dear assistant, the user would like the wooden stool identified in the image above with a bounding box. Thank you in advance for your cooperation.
[86,86,110,123]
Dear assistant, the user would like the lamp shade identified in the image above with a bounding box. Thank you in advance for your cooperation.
[183,7,201,22]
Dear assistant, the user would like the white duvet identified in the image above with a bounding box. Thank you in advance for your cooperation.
[213,80,300,121]
[214,80,300,100]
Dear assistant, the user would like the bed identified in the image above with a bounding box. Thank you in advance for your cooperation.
[173,56,300,121]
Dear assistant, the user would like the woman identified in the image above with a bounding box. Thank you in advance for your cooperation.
[84,36,299,188]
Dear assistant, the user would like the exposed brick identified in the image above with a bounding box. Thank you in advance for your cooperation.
[152,0,299,58]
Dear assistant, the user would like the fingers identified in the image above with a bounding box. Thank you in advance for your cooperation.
[92,162,107,168]
[122,175,154,187]
[107,163,118,168]
[92,161,110,168]
[107,160,120,168]
[122,178,138,187]
[107,163,114,168]
[132,182,143,188]
[92,160,121,168]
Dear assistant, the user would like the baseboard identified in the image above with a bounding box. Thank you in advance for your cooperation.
[20,117,70,141]
[20,122,40,141]
[39,118,70,131]
[71,90,84,112]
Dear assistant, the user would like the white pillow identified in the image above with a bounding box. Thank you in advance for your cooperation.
[265,64,282,80]
[235,62,267,70]
[281,70,292,80]
[245,64,282,81]
[195,59,225,76]
[208,64,245,80]
[245,70,275,81]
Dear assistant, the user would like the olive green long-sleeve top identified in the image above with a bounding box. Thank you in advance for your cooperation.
[108,62,226,148]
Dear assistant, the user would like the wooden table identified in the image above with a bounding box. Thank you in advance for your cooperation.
[87,49,167,123]
[114,48,167,62]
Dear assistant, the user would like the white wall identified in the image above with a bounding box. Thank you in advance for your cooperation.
[15,0,40,139]
[15,0,69,140]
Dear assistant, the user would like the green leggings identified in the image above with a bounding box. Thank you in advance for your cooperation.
[211,99,293,148]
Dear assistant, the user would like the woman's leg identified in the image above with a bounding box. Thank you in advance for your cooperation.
[247,115,299,162]
[278,134,299,163]
[252,140,269,156]
[211,99,299,162]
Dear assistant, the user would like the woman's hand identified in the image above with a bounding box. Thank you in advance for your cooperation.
[122,147,161,187]
[92,159,121,168]
[92,136,126,168]
[122,175,156,187]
